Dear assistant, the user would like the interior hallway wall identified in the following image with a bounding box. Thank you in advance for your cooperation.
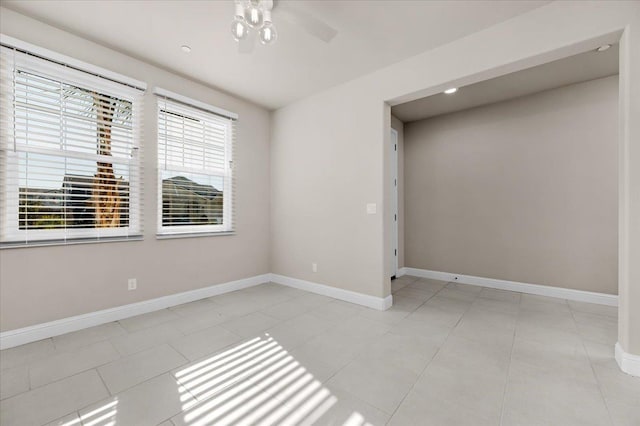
[404,76,618,294]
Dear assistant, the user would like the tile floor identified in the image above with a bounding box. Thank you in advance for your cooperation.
[1,276,638,425]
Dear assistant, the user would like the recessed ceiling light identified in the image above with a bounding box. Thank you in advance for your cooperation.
[444,88,458,94]
[181,45,192,53]
[596,44,611,52]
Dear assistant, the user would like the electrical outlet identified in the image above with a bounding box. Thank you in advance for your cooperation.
[312,263,317,273]
[128,278,137,291]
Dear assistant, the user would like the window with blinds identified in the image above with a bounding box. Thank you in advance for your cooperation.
[0,44,145,246]
[156,92,235,236]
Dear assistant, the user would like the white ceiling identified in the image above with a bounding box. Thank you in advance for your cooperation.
[2,0,549,109]
[392,44,619,123]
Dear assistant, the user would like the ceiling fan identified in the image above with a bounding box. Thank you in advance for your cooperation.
[231,0,338,53]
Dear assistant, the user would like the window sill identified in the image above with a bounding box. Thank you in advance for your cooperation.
[0,235,144,249]
[156,231,235,240]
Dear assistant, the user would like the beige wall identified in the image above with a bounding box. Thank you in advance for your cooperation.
[404,76,618,294]
[2,2,640,358]
[391,115,405,269]
[0,8,271,331]
[269,2,640,355]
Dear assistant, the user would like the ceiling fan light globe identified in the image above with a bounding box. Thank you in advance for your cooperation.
[259,22,277,45]
[231,17,249,41]
[244,5,264,28]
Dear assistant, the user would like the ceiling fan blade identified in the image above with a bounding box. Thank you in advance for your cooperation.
[238,30,257,54]
[276,3,337,43]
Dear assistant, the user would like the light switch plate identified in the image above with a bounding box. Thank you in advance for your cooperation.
[366,203,377,215]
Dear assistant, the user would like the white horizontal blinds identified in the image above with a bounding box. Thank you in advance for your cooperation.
[0,45,144,246]
[157,95,235,235]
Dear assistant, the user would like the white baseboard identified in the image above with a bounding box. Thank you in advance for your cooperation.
[404,267,618,306]
[0,274,271,350]
[615,342,640,377]
[397,267,408,277]
[270,273,392,311]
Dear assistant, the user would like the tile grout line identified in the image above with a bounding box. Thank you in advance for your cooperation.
[384,280,472,424]
[497,292,522,426]
[568,305,617,426]
[334,293,433,408]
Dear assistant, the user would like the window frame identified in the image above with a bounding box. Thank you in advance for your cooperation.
[0,40,145,246]
[155,92,236,237]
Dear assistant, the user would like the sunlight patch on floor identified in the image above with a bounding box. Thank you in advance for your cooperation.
[172,333,369,426]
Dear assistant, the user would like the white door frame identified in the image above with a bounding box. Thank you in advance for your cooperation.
[390,128,399,278]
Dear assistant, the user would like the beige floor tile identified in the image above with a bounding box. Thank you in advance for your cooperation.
[172,334,294,404]
[52,322,126,352]
[170,325,242,361]
[29,340,120,388]
[98,343,188,394]
[79,373,196,426]
[287,345,346,384]
[569,300,618,318]
[431,334,512,377]
[265,313,334,350]
[515,320,584,349]
[583,339,616,364]
[573,311,618,345]
[220,312,281,338]
[173,308,235,335]
[119,309,182,332]
[388,317,452,344]
[389,383,495,426]
[592,359,640,406]
[503,361,611,426]
[289,330,369,374]
[284,386,390,426]
[0,364,29,400]
[169,299,221,317]
[393,275,419,285]
[409,277,447,291]
[43,412,81,426]
[472,294,520,314]
[336,315,391,341]
[0,339,55,371]
[358,295,423,325]
[171,389,286,426]
[393,286,438,301]
[361,332,439,373]
[412,362,506,423]
[437,287,479,303]
[0,370,109,426]
[520,294,571,313]
[208,292,271,317]
[110,321,185,356]
[3,283,632,426]
[606,397,640,426]
[260,293,332,320]
[326,352,421,414]
[478,287,522,303]
[445,282,483,294]
[307,300,365,323]
[510,337,597,383]
[462,305,518,330]
[407,296,469,327]
[518,308,578,332]
[172,357,340,426]
[451,315,515,346]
